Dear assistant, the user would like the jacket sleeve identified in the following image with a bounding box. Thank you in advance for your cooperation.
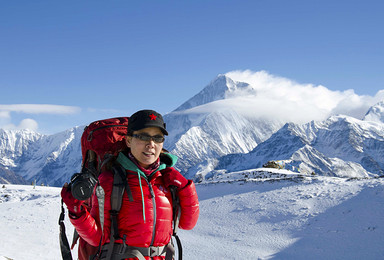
[177,180,199,230]
[69,209,101,247]
[69,171,114,247]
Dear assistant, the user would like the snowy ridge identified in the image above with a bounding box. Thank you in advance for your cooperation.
[215,114,384,179]
[364,100,384,123]
[1,172,384,259]
[22,126,83,186]
[0,127,83,186]
[0,129,43,167]
[0,165,27,184]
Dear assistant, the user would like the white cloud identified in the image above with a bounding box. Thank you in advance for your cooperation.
[1,118,39,132]
[0,104,81,114]
[330,89,384,119]
[0,104,81,132]
[178,70,384,124]
[0,110,11,119]
[226,70,384,122]
[18,119,39,131]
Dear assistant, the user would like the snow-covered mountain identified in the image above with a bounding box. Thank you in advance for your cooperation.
[173,74,252,111]
[165,73,384,180]
[164,75,284,179]
[0,127,83,186]
[214,115,384,178]
[1,72,384,186]
[364,100,384,123]
[0,165,27,184]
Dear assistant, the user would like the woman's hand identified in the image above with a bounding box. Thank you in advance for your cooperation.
[162,169,188,189]
[61,183,85,216]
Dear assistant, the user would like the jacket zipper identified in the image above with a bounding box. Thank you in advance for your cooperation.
[126,167,159,247]
[146,179,157,246]
[134,173,157,246]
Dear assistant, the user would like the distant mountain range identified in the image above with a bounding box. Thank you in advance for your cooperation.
[1,74,383,186]
[213,114,384,179]
[0,127,83,186]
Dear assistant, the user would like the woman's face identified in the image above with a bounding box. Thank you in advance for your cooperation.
[126,127,164,169]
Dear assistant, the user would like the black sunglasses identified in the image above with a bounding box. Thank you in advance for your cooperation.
[132,133,165,143]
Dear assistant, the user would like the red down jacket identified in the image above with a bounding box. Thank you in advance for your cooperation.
[70,152,199,260]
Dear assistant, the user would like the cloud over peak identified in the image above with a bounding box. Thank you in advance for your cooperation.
[178,70,384,124]
[226,70,384,121]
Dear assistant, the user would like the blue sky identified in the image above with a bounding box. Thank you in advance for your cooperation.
[0,0,383,134]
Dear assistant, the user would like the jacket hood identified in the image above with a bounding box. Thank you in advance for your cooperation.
[159,152,178,168]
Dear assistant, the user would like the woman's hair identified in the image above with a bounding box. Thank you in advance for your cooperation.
[127,129,134,137]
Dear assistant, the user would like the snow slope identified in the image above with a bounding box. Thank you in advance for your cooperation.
[1,171,384,260]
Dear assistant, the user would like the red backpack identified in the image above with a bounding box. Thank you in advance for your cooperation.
[81,117,129,174]
[60,117,129,260]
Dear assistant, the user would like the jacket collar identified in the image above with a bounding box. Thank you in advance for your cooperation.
[116,151,178,179]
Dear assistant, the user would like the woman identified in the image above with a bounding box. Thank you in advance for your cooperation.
[61,109,199,260]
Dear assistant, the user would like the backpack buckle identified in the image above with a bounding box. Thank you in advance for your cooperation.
[149,246,160,257]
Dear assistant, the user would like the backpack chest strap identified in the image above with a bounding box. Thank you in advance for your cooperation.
[99,243,174,260]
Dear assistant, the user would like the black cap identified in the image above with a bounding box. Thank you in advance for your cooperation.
[128,109,168,135]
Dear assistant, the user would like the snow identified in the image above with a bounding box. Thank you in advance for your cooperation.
[1,171,384,260]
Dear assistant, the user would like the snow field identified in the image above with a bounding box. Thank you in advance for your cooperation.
[1,175,384,259]
[0,185,77,260]
[182,176,384,259]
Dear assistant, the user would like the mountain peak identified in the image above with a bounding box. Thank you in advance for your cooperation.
[174,74,250,111]
[363,100,384,123]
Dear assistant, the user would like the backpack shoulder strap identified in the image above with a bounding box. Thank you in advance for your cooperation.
[170,186,183,260]
[104,163,133,260]
[113,163,134,202]
[59,199,74,260]
[110,163,133,240]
